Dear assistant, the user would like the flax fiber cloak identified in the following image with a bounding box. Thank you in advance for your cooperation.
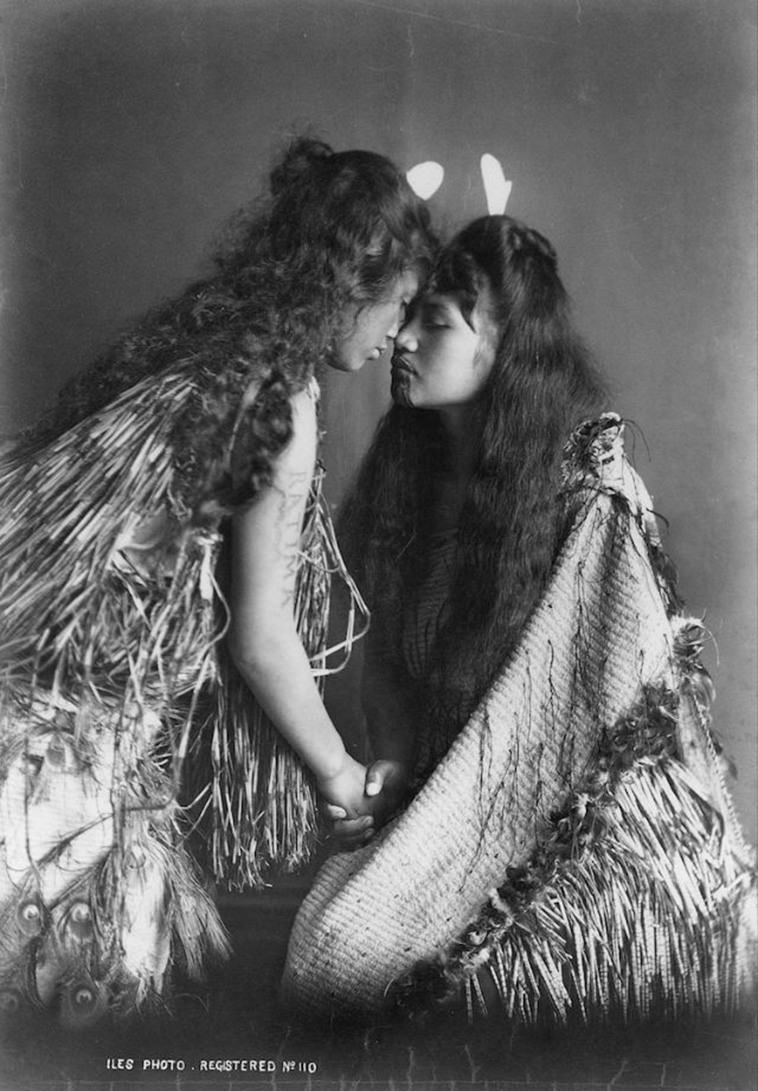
[0,363,364,1028]
[282,416,756,1025]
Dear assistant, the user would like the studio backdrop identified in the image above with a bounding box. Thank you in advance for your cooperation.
[1,0,755,840]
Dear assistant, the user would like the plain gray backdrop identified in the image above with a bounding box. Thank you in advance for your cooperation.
[1,0,756,842]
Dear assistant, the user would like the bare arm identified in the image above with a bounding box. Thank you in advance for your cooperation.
[227,387,368,817]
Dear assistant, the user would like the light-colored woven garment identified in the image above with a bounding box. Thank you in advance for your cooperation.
[282,440,755,1021]
[0,368,366,1025]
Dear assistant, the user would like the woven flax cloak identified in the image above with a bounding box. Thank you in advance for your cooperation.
[282,416,756,1024]
[0,363,364,1028]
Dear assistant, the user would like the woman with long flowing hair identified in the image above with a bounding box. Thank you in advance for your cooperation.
[283,214,755,1028]
[0,136,435,1028]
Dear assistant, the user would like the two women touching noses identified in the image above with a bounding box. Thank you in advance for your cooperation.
[0,135,752,1031]
[325,242,513,843]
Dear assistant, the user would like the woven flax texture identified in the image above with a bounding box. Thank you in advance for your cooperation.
[0,368,365,1024]
[283,492,676,1014]
[282,435,756,1022]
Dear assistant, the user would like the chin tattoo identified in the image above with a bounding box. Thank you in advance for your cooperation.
[391,373,413,408]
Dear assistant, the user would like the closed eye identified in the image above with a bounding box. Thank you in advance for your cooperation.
[421,303,452,328]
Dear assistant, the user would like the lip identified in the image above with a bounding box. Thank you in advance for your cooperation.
[391,355,415,374]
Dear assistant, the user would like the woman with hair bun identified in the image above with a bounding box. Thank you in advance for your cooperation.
[0,137,434,1027]
[283,214,755,1029]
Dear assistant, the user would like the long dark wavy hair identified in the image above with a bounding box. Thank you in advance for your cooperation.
[341,215,608,760]
[29,137,435,506]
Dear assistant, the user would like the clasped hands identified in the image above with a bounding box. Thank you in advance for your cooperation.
[317,756,408,849]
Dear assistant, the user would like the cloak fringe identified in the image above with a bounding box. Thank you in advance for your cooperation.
[281,414,756,1025]
[390,415,756,1026]
[394,678,756,1025]
[0,366,366,1024]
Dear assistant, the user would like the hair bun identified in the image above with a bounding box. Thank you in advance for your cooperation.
[510,223,557,267]
[269,137,334,195]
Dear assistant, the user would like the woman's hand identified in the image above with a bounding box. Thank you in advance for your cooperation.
[316,753,372,820]
[324,759,410,849]
[364,759,410,821]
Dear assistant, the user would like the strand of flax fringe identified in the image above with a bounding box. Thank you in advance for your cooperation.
[281,416,756,1025]
[0,364,368,1026]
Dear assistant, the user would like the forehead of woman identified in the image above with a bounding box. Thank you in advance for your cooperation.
[422,285,489,320]
[430,250,495,329]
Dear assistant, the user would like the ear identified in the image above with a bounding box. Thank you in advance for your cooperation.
[406,161,445,200]
[480,154,512,214]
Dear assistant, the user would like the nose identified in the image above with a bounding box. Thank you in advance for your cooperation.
[386,301,409,342]
[395,320,418,352]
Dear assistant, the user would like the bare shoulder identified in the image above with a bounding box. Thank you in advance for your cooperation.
[271,384,318,483]
[289,382,318,429]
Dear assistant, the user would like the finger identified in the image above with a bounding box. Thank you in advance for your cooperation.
[331,816,373,840]
[335,815,374,833]
[324,804,347,820]
[365,769,385,797]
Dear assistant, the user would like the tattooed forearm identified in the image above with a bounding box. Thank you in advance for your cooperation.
[276,470,309,608]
